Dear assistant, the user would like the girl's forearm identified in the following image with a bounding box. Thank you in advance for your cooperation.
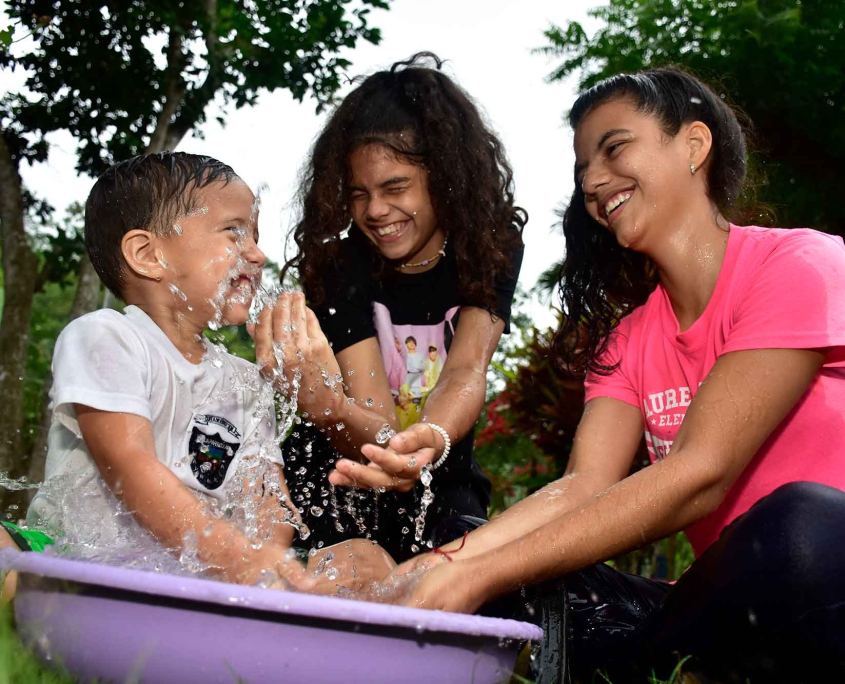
[308,398,400,460]
[419,366,487,445]
[440,471,606,561]
[470,453,722,601]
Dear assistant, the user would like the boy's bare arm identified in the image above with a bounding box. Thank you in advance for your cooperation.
[253,464,297,548]
[75,405,308,588]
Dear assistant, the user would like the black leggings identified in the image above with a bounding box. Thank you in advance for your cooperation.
[494,482,845,683]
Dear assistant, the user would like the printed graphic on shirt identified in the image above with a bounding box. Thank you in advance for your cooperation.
[373,302,460,431]
[189,414,241,490]
[643,385,694,461]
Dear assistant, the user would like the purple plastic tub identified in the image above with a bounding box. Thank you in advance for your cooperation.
[0,549,542,683]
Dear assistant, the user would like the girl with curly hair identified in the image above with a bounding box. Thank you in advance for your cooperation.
[273,53,525,563]
[390,67,845,681]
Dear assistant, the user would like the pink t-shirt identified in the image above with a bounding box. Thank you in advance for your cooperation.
[584,225,845,556]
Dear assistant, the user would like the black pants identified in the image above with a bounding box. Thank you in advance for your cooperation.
[495,482,845,683]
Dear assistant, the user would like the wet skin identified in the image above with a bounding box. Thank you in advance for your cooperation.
[386,99,826,614]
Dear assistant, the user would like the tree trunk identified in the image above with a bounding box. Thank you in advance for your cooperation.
[0,133,39,482]
[27,254,101,491]
[147,27,187,155]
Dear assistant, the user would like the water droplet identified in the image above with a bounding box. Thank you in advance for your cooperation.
[325,567,339,581]
[255,569,276,589]
[375,423,396,445]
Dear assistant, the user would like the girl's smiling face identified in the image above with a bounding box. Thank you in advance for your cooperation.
[574,98,698,251]
[347,144,444,264]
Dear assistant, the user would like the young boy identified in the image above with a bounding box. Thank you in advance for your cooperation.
[25,153,341,590]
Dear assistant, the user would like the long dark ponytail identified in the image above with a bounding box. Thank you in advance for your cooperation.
[554,67,749,376]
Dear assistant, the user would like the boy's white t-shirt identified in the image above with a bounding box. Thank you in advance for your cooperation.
[29,305,283,547]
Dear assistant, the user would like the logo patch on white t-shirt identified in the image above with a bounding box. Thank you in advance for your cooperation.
[189,414,241,490]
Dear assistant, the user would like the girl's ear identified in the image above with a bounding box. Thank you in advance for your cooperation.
[121,230,165,282]
[686,121,714,172]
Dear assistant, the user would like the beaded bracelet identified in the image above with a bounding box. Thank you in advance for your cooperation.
[425,422,451,470]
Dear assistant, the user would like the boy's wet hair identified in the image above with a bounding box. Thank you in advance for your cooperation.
[85,152,239,299]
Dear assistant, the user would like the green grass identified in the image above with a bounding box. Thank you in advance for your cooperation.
[0,604,723,684]
[0,606,75,684]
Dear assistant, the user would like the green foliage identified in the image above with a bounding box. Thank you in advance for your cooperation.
[2,0,389,173]
[0,606,75,683]
[486,285,534,397]
[474,398,556,515]
[538,0,845,232]
[205,325,257,363]
[22,279,76,453]
[29,203,86,293]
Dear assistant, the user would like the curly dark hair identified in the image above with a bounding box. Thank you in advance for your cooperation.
[554,67,750,377]
[282,52,526,310]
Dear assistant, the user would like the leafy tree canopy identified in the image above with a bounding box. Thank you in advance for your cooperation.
[538,0,845,231]
[2,0,387,174]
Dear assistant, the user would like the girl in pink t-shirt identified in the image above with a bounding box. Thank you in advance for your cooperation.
[388,68,845,681]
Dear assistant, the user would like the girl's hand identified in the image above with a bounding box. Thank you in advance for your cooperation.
[248,291,344,417]
[306,539,396,596]
[395,559,484,614]
[328,422,446,492]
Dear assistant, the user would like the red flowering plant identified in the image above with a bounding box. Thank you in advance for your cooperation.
[475,324,585,514]
[476,324,694,579]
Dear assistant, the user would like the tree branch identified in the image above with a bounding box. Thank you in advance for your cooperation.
[164,0,224,151]
[146,25,188,154]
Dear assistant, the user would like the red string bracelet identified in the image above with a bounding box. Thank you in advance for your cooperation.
[431,531,469,562]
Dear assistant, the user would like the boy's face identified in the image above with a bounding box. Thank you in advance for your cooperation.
[406,340,416,352]
[158,179,265,327]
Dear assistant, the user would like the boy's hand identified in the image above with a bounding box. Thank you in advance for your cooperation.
[248,291,345,416]
[305,539,396,596]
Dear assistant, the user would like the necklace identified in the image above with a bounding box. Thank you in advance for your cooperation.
[399,237,448,270]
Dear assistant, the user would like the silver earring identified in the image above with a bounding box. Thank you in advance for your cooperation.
[690,162,696,175]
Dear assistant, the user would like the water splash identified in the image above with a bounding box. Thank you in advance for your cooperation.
[413,466,434,546]
[169,284,188,301]
[0,472,40,491]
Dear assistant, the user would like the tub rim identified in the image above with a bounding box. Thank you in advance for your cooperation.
[0,548,542,641]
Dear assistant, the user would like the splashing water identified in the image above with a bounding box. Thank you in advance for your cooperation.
[375,424,396,445]
[0,472,40,491]
[169,284,188,301]
[413,466,434,546]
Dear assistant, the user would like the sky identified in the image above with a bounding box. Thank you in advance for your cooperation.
[2,0,596,328]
